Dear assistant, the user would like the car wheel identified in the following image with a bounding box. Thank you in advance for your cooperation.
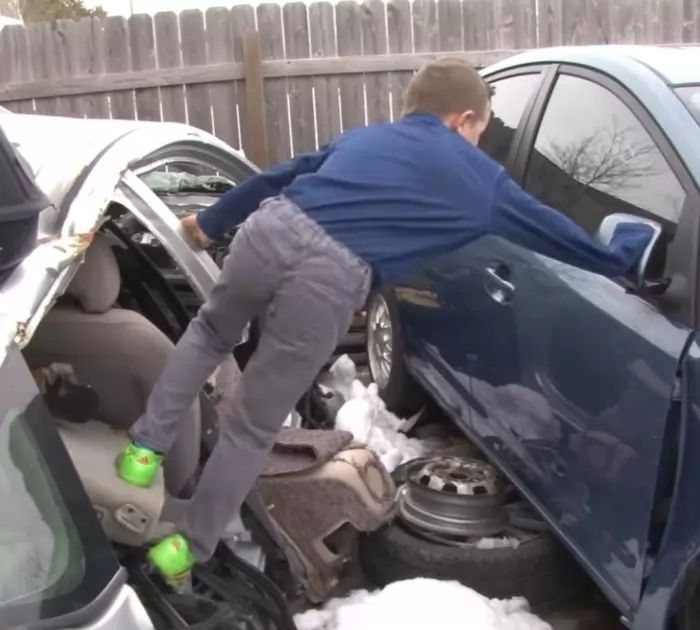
[359,521,587,609]
[678,570,700,630]
[366,290,426,417]
[361,457,587,609]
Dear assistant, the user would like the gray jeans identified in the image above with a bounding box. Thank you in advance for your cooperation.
[130,196,371,561]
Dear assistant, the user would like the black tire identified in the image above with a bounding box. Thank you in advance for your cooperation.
[678,568,700,630]
[359,521,587,609]
[366,290,426,417]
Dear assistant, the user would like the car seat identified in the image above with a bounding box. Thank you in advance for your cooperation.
[24,233,202,546]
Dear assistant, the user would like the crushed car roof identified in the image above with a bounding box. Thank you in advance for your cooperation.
[0,111,250,366]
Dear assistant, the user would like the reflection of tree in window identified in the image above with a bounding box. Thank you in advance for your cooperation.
[478,74,541,168]
[547,121,660,196]
[525,75,685,237]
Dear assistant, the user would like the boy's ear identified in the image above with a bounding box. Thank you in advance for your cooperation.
[444,110,477,131]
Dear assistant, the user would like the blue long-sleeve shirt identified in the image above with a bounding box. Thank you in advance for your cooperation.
[197,113,652,285]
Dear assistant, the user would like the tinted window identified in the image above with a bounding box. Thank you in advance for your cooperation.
[479,73,541,167]
[0,348,120,628]
[525,75,686,236]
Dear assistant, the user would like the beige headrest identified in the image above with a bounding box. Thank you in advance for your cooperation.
[68,233,120,314]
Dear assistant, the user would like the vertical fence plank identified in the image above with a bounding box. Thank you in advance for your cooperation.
[154,12,186,123]
[0,28,8,108]
[559,0,583,43]
[27,22,56,115]
[1,25,34,114]
[284,2,316,154]
[362,0,391,124]
[412,0,439,52]
[560,0,611,44]
[463,0,496,50]
[231,4,257,156]
[242,32,270,167]
[438,0,463,52]
[75,18,109,119]
[591,0,613,43]
[337,1,366,131]
[63,18,91,117]
[105,16,135,120]
[661,0,684,41]
[609,0,648,42]
[536,0,564,46]
[129,14,160,122]
[387,0,412,120]
[49,20,79,116]
[180,10,213,133]
[683,0,700,41]
[506,0,538,48]
[205,7,239,149]
[309,1,342,145]
[646,0,664,42]
[258,2,291,163]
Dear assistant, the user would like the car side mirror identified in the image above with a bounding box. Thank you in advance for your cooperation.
[595,213,666,292]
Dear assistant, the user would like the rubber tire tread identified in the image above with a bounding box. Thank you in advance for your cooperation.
[359,522,588,608]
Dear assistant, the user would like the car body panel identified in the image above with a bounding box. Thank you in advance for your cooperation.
[632,337,700,630]
[402,235,691,612]
[399,46,700,626]
[72,585,153,630]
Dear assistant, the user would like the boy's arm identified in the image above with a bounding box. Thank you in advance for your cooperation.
[491,172,654,277]
[195,145,332,239]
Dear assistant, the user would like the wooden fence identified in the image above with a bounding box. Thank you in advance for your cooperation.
[1,0,699,165]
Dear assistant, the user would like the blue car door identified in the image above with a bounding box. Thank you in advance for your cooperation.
[399,68,549,428]
[437,67,696,612]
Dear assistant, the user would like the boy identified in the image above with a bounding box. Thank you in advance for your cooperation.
[117,57,652,588]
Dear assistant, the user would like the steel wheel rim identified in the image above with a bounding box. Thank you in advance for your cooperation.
[397,457,507,538]
[367,294,393,389]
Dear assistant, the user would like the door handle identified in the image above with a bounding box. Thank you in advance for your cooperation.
[484,266,515,304]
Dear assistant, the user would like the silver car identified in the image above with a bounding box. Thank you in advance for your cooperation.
[0,109,256,629]
[0,107,395,629]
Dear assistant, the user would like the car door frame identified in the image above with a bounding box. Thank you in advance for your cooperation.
[510,62,700,329]
[480,63,558,173]
[399,63,560,437]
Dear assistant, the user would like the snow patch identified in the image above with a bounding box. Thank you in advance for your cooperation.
[294,578,552,630]
[329,355,428,472]
[475,537,521,550]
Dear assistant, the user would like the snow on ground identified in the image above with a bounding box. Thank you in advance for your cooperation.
[327,355,429,472]
[294,578,552,630]
[312,359,551,628]
[475,536,521,550]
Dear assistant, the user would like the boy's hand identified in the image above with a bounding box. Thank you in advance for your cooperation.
[180,214,212,251]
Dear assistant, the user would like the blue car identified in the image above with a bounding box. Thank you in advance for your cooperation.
[365,46,700,629]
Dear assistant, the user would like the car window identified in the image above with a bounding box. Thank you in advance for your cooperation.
[479,73,541,168]
[676,85,700,126]
[0,347,119,628]
[524,74,686,236]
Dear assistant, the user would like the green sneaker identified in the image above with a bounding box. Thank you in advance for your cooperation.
[117,442,163,488]
[147,534,196,592]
